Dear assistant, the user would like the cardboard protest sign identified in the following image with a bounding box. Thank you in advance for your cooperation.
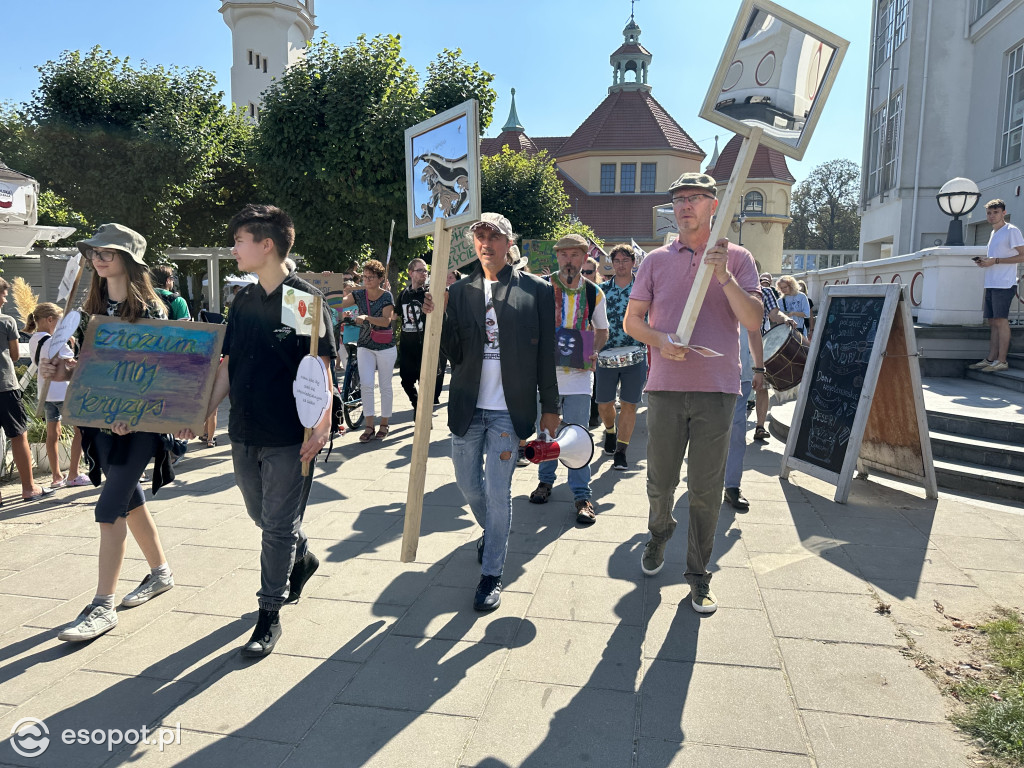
[282,285,326,337]
[63,317,225,433]
[447,224,480,272]
[521,240,557,274]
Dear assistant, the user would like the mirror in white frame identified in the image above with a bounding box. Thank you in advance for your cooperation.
[700,0,848,161]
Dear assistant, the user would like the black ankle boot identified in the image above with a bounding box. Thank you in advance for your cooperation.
[284,552,320,605]
[241,608,282,657]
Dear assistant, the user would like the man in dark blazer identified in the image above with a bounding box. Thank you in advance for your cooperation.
[423,212,559,611]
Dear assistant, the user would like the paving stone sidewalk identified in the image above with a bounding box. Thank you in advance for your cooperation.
[0,382,1021,768]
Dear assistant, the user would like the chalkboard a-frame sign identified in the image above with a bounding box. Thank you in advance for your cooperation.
[781,283,937,503]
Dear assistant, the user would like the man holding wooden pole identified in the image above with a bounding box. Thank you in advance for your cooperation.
[422,212,560,612]
[623,172,762,614]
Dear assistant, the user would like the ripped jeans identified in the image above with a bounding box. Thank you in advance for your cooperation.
[451,408,518,578]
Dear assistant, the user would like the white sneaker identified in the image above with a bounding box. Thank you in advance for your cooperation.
[58,604,118,642]
[968,358,994,370]
[121,573,174,607]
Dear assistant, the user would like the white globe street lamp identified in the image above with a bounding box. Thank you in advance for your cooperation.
[936,177,981,247]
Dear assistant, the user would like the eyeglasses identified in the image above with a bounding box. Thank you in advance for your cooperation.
[671,194,714,206]
[582,269,596,276]
[86,248,120,263]
[612,258,633,265]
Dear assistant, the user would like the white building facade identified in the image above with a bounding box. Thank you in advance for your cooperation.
[219,0,316,122]
[859,0,1024,260]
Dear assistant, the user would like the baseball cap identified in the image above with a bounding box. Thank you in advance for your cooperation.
[469,212,516,240]
[668,172,718,195]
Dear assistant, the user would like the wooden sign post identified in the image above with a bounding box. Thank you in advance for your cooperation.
[401,219,455,561]
[674,125,763,346]
[780,284,937,502]
[400,99,481,563]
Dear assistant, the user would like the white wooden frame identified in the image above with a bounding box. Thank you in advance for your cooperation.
[404,100,481,239]
[698,0,849,161]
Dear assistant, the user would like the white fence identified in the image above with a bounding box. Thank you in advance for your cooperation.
[796,246,1023,326]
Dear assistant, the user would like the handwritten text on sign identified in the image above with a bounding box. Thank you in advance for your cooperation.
[63,317,226,433]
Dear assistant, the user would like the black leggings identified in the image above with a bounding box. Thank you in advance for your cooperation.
[92,431,158,523]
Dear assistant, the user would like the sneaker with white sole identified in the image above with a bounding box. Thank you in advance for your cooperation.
[58,604,118,642]
[641,537,666,575]
[120,573,174,607]
[968,358,994,370]
[982,360,1009,372]
[691,581,718,614]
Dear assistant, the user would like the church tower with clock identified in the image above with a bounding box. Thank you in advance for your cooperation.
[219,0,317,122]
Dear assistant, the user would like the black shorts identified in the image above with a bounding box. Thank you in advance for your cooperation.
[0,389,29,439]
[983,287,1017,319]
[92,431,159,524]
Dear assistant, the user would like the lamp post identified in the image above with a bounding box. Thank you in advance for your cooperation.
[737,211,747,246]
[936,177,981,247]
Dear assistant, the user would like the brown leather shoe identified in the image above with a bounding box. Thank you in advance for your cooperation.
[575,499,596,525]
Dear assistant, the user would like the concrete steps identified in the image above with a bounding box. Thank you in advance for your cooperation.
[769,376,1024,501]
[965,365,1024,392]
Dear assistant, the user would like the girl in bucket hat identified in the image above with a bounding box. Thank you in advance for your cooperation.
[40,223,187,643]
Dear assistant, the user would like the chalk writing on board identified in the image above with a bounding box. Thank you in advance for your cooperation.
[793,296,884,474]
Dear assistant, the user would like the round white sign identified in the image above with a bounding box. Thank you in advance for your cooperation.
[292,355,331,428]
[49,310,81,355]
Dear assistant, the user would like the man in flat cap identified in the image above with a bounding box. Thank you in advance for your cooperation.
[422,213,559,611]
[624,172,762,614]
[528,233,608,525]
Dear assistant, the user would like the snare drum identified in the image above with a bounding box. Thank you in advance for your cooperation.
[762,325,809,392]
[597,345,646,369]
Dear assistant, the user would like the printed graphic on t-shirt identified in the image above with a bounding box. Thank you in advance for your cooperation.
[484,292,499,360]
[401,301,423,333]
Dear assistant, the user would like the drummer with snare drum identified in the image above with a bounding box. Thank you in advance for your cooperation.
[596,243,647,472]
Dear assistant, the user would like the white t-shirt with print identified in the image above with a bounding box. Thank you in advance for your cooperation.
[477,280,507,410]
[555,283,609,397]
[985,223,1024,289]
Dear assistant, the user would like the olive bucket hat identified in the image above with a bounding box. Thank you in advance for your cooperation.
[77,223,147,265]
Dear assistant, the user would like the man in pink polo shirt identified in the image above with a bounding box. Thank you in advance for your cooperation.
[624,172,762,614]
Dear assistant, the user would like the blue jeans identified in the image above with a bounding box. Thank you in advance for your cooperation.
[452,409,518,578]
[232,442,314,611]
[724,380,753,489]
[537,393,592,501]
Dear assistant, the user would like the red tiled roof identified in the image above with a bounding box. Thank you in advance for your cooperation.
[557,90,704,157]
[481,133,568,158]
[705,134,796,183]
[611,42,651,57]
[560,171,665,241]
[481,130,538,156]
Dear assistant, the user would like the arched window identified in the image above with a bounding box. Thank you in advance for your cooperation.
[743,190,764,213]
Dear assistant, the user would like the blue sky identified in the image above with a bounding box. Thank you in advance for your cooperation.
[1,0,870,182]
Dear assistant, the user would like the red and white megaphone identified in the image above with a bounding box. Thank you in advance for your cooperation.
[523,423,594,469]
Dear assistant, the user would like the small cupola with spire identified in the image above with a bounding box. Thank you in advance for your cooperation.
[609,6,652,94]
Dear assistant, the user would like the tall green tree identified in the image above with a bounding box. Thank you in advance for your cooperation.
[784,159,861,251]
[0,48,256,256]
[255,35,496,271]
[480,147,569,240]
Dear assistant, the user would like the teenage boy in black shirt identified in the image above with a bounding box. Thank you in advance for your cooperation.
[205,204,336,657]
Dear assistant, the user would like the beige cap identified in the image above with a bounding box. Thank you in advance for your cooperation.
[469,212,516,240]
[554,233,589,254]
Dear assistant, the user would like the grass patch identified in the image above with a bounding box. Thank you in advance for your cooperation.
[951,609,1024,765]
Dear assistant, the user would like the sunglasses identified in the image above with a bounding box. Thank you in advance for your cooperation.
[582,269,596,276]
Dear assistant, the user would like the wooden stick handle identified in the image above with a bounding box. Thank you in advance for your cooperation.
[301,295,323,477]
[402,217,451,562]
